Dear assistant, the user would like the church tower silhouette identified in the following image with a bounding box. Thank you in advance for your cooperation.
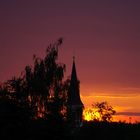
[67,57,84,127]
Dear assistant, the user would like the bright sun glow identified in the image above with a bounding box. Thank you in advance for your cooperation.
[83,108,101,121]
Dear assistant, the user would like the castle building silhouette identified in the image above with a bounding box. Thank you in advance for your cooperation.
[67,57,84,127]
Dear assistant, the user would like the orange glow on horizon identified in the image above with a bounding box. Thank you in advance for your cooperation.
[83,108,140,123]
[113,115,140,123]
[81,93,140,123]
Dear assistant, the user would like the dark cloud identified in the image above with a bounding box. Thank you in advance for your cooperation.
[116,112,140,116]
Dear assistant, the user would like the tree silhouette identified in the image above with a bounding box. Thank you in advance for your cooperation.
[92,101,116,122]
[23,38,68,121]
[0,38,69,123]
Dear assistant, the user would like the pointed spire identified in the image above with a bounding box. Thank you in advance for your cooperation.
[73,56,75,61]
[71,56,77,82]
[68,57,83,106]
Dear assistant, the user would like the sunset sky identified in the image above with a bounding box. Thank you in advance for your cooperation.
[0,0,140,122]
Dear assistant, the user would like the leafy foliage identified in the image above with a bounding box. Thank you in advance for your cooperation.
[0,38,69,122]
[83,101,116,122]
[93,101,116,122]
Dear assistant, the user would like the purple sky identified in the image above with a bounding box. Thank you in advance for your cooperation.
[0,0,140,100]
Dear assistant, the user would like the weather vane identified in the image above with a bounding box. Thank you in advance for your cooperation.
[73,56,75,61]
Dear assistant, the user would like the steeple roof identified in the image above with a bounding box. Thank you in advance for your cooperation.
[67,57,83,106]
[71,57,77,82]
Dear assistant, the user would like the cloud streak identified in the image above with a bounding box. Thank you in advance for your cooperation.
[116,112,140,116]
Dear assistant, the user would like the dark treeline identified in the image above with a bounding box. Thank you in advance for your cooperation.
[0,38,70,123]
[0,118,139,140]
[0,39,140,140]
[0,38,71,139]
[76,121,140,140]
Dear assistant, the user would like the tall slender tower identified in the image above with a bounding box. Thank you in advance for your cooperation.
[67,57,84,127]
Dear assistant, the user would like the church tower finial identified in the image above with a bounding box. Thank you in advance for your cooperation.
[73,56,75,61]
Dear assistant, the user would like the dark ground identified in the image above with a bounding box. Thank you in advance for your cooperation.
[0,98,139,140]
[0,119,140,140]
